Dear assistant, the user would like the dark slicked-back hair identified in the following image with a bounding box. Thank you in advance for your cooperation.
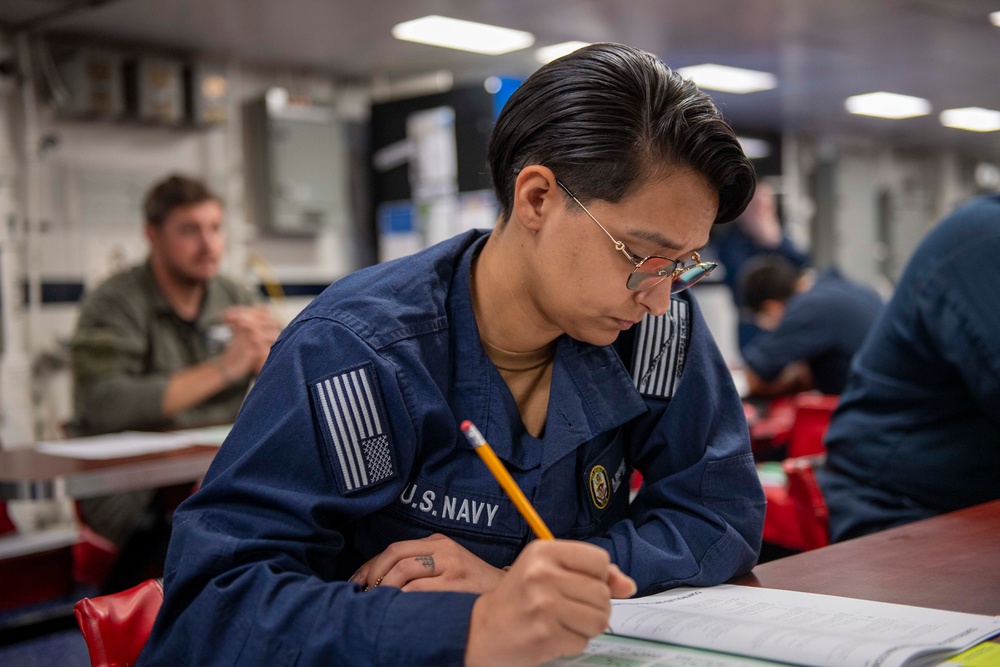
[740,255,802,313]
[143,174,220,227]
[488,43,755,226]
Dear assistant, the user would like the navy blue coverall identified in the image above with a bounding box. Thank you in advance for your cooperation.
[139,230,764,666]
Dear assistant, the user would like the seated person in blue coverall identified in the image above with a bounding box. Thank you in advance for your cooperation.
[819,194,1000,542]
[139,43,765,667]
[738,255,883,396]
[712,180,811,349]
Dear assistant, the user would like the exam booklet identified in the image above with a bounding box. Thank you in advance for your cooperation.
[605,585,1000,667]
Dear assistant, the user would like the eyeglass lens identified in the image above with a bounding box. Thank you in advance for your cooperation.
[626,257,676,291]
[626,260,716,293]
[669,264,715,293]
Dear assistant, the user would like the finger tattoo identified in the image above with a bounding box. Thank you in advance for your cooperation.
[415,555,435,571]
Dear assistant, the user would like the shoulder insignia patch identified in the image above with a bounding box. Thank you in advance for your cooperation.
[311,362,397,494]
[630,298,690,399]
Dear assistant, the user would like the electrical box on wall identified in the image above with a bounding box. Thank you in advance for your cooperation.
[186,63,228,126]
[243,92,350,236]
[55,48,124,119]
[51,41,226,127]
[124,56,184,125]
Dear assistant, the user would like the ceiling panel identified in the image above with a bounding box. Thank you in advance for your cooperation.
[1,0,999,156]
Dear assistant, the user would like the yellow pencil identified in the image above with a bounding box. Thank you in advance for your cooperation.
[461,420,554,540]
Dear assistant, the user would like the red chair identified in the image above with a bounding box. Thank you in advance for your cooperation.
[748,396,797,456]
[0,501,16,536]
[749,393,840,459]
[75,578,163,667]
[760,455,829,552]
[0,501,77,612]
[784,394,839,458]
[73,521,120,589]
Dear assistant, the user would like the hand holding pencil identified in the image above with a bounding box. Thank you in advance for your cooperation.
[461,420,637,667]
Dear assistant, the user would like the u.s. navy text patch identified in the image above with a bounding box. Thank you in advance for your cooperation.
[311,363,397,494]
[630,299,690,399]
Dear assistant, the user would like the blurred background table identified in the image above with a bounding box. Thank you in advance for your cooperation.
[0,445,219,501]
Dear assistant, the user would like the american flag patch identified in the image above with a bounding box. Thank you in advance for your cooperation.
[312,363,396,494]
[631,298,690,399]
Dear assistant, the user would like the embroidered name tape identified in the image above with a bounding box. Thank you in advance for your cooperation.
[312,363,396,494]
[631,298,690,399]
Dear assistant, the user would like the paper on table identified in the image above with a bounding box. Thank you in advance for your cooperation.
[37,431,200,459]
[546,633,793,666]
[609,585,1000,667]
[168,424,233,447]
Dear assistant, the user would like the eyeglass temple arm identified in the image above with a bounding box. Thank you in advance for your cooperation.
[556,181,635,261]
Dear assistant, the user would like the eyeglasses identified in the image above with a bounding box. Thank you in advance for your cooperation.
[556,181,717,293]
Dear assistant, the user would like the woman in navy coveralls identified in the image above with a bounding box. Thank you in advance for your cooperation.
[139,43,765,667]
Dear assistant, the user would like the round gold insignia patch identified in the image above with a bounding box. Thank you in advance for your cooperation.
[589,465,610,509]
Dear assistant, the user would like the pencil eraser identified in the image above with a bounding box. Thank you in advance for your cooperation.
[460,420,472,432]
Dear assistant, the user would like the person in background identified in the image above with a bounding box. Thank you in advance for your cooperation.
[713,180,811,349]
[738,255,882,397]
[139,44,764,667]
[69,174,281,591]
[819,194,1000,542]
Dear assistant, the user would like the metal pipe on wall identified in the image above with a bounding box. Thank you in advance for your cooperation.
[16,33,42,362]
[0,35,37,445]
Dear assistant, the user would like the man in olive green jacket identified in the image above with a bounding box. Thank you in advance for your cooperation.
[70,174,280,589]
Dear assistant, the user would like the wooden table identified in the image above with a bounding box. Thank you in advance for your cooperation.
[734,499,1000,615]
[0,445,219,500]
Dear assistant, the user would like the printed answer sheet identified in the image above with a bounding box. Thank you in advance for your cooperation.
[609,585,1000,667]
[546,634,791,666]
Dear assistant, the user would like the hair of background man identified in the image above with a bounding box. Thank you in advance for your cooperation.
[740,254,802,313]
[487,42,756,228]
[143,174,221,227]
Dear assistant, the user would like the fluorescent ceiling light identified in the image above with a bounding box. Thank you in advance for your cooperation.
[535,41,590,64]
[675,64,777,94]
[940,107,1000,132]
[845,92,931,119]
[737,137,771,159]
[392,15,534,55]
[371,70,454,102]
[991,11,1000,27]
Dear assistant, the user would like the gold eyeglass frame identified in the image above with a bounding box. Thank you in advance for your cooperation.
[556,180,717,293]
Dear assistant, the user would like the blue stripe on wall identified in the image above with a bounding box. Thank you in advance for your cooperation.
[18,281,332,304]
